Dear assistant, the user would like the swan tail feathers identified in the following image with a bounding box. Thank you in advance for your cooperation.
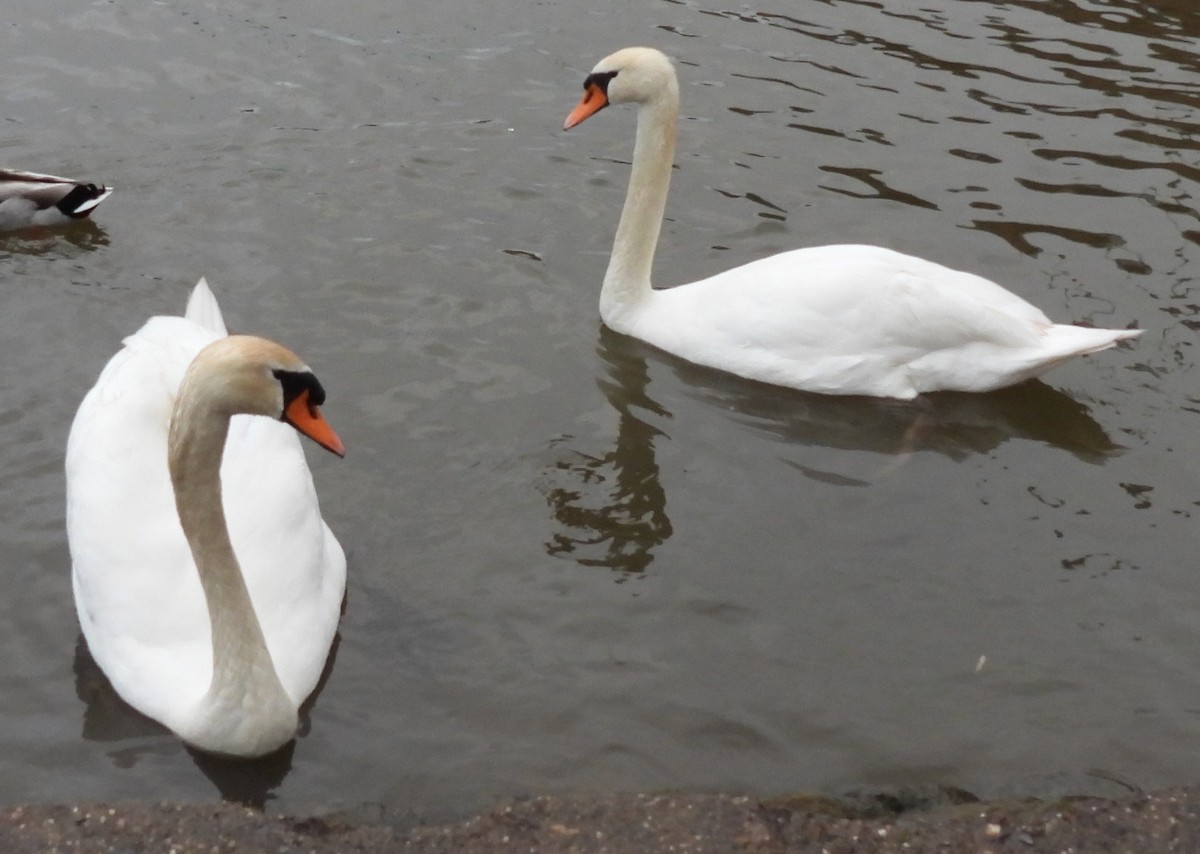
[185,277,228,336]
[996,324,1142,388]
[1044,324,1142,357]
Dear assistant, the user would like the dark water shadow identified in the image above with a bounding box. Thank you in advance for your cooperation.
[605,327,1124,464]
[0,220,109,256]
[73,636,173,748]
[72,630,342,807]
[187,741,296,809]
[542,325,1122,574]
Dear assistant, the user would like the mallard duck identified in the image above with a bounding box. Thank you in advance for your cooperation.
[562,47,1141,399]
[0,169,112,230]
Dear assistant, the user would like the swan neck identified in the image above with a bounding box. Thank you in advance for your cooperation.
[602,92,678,322]
[168,404,290,729]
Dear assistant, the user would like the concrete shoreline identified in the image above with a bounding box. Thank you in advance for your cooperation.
[3,785,1197,852]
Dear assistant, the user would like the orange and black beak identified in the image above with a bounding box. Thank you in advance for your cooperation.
[564,81,610,130]
[284,389,346,458]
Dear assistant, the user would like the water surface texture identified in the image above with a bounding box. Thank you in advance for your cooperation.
[1,0,1198,817]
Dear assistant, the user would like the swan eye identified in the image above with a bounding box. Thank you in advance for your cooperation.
[273,368,326,412]
[583,70,618,96]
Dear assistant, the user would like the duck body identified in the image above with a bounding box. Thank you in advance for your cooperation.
[0,169,113,230]
[66,280,346,756]
[565,47,1140,399]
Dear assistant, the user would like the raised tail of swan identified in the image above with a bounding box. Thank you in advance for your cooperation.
[185,277,227,336]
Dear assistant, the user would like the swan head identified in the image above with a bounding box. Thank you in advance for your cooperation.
[564,47,678,130]
[173,335,345,457]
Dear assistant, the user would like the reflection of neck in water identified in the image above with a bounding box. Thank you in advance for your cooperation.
[542,330,673,575]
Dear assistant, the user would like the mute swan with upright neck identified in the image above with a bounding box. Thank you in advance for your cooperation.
[66,279,346,757]
[563,47,1140,399]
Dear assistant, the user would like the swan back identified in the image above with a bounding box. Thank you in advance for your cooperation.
[68,316,226,714]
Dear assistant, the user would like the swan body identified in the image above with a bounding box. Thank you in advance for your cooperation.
[564,47,1140,399]
[0,169,112,230]
[66,279,346,757]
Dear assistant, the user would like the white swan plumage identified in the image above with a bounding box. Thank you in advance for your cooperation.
[0,169,112,230]
[66,279,346,757]
[563,47,1140,399]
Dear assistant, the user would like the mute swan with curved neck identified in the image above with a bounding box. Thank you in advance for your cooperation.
[563,47,1140,399]
[66,279,346,757]
[0,169,112,230]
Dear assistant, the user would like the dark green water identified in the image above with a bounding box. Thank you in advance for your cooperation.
[1,0,1196,817]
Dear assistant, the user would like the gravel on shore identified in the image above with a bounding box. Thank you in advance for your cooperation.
[2,785,1198,853]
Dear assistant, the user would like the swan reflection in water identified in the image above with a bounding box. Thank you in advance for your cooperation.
[661,340,1126,466]
[543,329,674,575]
[543,326,1124,573]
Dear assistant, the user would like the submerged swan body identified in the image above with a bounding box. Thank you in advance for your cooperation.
[563,47,1140,399]
[66,280,346,757]
[0,169,112,230]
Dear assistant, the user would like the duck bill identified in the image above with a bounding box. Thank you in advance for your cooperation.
[563,83,609,130]
[284,390,346,458]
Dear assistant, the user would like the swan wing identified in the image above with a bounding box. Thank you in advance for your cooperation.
[221,415,346,705]
[633,244,1130,397]
[67,315,221,724]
